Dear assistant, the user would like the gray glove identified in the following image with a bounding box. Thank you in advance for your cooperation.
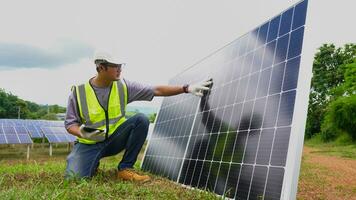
[79,124,106,142]
[188,80,213,97]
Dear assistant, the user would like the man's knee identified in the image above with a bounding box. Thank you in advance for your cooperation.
[64,146,97,179]
[134,113,150,128]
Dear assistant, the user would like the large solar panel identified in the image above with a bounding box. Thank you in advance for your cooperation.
[0,125,33,144]
[143,1,309,199]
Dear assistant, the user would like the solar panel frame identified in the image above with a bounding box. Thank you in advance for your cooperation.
[142,1,310,199]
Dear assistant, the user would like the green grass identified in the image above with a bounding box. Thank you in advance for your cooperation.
[297,155,330,200]
[305,133,356,159]
[0,144,221,200]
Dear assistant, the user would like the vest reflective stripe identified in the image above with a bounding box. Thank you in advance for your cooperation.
[117,81,126,116]
[75,80,127,144]
[77,84,91,124]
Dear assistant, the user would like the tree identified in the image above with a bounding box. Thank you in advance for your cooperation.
[0,88,66,120]
[306,44,356,138]
[321,95,356,141]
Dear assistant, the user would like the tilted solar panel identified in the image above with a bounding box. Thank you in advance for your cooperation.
[143,1,309,199]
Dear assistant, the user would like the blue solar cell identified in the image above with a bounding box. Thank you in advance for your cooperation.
[271,127,291,166]
[0,134,6,144]
[267,15,281,43]
[3,126,16,134]
[279,8,293,36]
[249,166,268,199]
[5,134,19,143]
[56,135,68,142]
[288,26,304,59]
[256,68,272,98]
[278,90,296,126]
[274,33,290,64]
[256,128,275,165]
[269,62,285,95]
[262,40,276,69]
[14,126,28,134]
[243,130,260,164]
[46,134,59,143]
[26,126,43,138]
[41,127,53,134]
[263,94,280,128]
[236,165,253,200]
[258,22,269,45]
[283,56,301,91]
[292,0,308,30]
[264,167,284,199]
[18,134,33,144]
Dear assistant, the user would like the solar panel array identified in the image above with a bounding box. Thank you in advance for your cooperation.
[143,1,308,199]
[0,119,76,144]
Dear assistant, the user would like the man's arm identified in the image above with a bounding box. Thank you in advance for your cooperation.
[154,80,213,97]
[67,124,82,138]
[153,85,185,96]
[65,89,83,138]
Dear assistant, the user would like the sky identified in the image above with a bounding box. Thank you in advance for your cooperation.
[0,0,355,109]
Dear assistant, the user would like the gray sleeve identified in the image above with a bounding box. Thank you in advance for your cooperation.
[124,79,155,103]
[64,89,82,129]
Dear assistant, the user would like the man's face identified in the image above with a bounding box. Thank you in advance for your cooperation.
[101,63,122,81]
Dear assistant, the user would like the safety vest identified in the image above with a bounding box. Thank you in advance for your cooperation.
[75,79,128,144]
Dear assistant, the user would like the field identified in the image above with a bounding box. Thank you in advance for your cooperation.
[1,142,355,200]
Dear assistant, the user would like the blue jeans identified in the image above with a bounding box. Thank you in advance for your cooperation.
[65,113,149,179]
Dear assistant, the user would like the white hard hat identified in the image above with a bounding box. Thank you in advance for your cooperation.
[93,51,124,66]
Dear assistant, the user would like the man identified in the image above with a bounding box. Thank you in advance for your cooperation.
[64,51,212,182]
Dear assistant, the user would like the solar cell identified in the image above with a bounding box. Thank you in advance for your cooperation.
[0,134,7,144]
[45,134,59,143]
[18,134,33,144]
[26,125,43,138]
[142,1,309,199]
[40,126,75,143]
[3,126,16,134]
[14,126,28,134]
[5,134,19,143]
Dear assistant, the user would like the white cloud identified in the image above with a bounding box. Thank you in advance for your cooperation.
[0,0,355,109]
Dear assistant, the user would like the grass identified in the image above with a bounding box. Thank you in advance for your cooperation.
[297,155,330,200]
[305,133,356,159]
[0,144,220,200]
[2,136,356,200]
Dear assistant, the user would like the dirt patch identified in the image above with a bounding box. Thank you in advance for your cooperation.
[298,146,356,200]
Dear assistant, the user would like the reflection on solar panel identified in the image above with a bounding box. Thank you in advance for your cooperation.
[143,1,309,199]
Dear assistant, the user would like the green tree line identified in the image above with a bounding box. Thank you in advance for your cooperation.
[306,43,356,141]
[0,89,66,120]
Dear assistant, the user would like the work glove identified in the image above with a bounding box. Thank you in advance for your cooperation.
[79,124,106,142]
[188,79,213,97]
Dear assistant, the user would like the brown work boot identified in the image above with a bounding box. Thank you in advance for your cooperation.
[117,168,151,183]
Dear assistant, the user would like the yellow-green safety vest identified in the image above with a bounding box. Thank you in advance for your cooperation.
[75,79,128,144]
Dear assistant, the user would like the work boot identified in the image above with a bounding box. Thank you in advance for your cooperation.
[117,168,151,183]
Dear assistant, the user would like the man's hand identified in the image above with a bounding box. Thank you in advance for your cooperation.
[188,79,213,97]
[79,124,106,141]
